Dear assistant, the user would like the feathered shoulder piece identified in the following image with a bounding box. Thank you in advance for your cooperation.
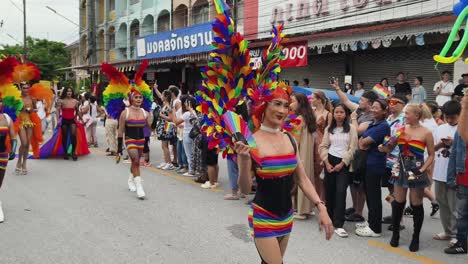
[132,60,153,112]
[102,63,130,119]
[29,83,54,109]
[0,57,23,121]
[12,56,41,84]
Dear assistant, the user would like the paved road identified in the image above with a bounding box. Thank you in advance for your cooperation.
[0,124,466,264]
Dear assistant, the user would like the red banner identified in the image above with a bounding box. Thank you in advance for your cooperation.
[280,42,308,68]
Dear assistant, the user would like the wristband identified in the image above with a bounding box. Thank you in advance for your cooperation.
[117,137,123,154]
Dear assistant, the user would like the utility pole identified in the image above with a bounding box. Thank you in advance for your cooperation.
[23,0,27,59]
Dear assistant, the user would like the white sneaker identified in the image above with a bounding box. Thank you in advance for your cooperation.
[182,172,195,177]
[134,177,145,199]
[355,226,381,237]
[334,228,349,238]
[128,175,136,192]
[0,200,4,223]
[157,163,167,169]
[162,163,174,170]
[201,181,219,189]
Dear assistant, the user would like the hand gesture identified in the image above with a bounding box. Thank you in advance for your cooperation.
[325,162,334,173]
[317,206,334,240]
[331,78,340,90]
[378,144,386,153]
[350,111,358,120]
[233,141,250,159]
[333,162,344,172]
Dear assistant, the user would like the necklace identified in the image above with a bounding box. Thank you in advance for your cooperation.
[260,124,280,134]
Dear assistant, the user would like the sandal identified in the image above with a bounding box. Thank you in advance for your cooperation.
[15,167,21,175]
[433,232,451,241]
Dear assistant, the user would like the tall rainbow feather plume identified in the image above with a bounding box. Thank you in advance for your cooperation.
[102,63,130,119]
[196,0,255,158]
[133,60,153,111]
[0,57,23,121]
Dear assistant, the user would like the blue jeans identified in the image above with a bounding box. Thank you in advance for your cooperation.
[227,158,239,191]
[177,139,187,167]
[183,134,194,173]
[456,185,468,246]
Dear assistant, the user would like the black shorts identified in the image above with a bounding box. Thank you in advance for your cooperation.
[206,149,218,166]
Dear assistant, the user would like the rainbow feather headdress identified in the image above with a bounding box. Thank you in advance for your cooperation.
[0,57,24,121]
[196,0,300,159]
[102,60,153,119]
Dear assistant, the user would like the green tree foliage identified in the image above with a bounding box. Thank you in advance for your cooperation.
[0,37,70,81]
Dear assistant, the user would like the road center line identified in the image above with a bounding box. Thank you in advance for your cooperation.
[91,148,223,193]
[368,240,445,264]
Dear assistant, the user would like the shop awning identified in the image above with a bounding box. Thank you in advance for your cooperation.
[249,15,456,50]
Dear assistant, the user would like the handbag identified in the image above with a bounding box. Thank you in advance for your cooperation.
[399,155,427,183]
[189,112,201,139]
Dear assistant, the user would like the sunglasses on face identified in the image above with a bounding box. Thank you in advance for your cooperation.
[389,99,404,106]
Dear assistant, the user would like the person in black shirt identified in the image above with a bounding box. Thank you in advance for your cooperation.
[453,73,468,101]
[394,72,412,99]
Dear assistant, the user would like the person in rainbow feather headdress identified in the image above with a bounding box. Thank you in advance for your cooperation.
[196,1,334,263]
[0,57,23,222]
[8,57,53,175]
[102,60,153,200]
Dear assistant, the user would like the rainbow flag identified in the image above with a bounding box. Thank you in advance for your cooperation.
[372,84,390,99]
[384,128,404,145]
[164,122,175,134]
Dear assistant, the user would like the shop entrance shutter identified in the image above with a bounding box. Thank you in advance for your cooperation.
[352,45,453,101]
[281,53,346,89]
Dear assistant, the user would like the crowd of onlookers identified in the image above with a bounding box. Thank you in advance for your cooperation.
[92,70,468,255]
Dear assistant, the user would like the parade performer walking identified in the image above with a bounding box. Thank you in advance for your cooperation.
[102,60,153,200]
[37,87,90,160]
[197,1,333,262]
[11,57,52,174]
[0,57,24,222]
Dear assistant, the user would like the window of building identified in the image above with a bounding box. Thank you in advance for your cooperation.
[192,2,209,25]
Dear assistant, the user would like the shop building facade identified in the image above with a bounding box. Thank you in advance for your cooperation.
[245,0,458,99]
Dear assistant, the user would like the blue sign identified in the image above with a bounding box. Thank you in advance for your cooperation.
[136,22,213,59]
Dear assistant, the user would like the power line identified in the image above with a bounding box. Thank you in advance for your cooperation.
[7,0,22,13]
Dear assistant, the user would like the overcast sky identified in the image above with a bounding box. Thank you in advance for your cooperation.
[0,0,79,46]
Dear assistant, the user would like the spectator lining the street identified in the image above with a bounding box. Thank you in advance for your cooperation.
[434,71,454,107]
[354,82,365,98]
[156,90,176,170]
[433,101,460,247]
[453,73,468,101]
[302,78,310,88]
[411,76,427,104]
[394,72,412,100]
[380,104,435,252]
[290,92,318,219]
[355,99,390,238]
[319,104,358,237]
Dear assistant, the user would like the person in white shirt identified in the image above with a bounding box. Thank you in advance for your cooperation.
[434,71,454,107]
[433,101,461,246]
[36,99,47,134]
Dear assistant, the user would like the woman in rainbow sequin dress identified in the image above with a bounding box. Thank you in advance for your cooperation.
[233,86,334,264]
[379,104,435,252]
[117,90,152,200]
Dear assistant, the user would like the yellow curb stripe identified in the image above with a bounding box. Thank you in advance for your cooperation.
[368,240,445,264]
[91,148,222,193]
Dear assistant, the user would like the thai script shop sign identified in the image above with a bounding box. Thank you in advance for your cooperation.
[245,0,453,39]
[136,23,213,59]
